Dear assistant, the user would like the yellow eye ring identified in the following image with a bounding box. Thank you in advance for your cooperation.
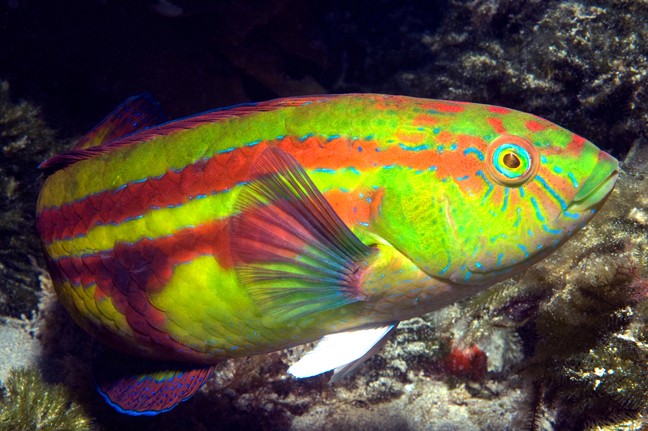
[485,135,539,186]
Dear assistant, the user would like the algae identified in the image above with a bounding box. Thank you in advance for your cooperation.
[393,0,648,157]
[0,368,92,431]
[0,82,65,319]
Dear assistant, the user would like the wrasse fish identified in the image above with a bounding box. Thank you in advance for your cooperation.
[36,94,618,415]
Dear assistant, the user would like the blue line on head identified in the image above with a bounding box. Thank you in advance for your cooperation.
[476,170,494,203]
[568,172,579,188]
[536,175,567,210]
[502,187,509,212]
[530,197,546,222]
[463,148,485,161]
[399,143,430,151]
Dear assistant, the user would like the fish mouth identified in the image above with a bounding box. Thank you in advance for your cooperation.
[567,154,619,213]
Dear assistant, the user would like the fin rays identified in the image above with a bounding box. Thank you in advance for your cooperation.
[231,147,374,320]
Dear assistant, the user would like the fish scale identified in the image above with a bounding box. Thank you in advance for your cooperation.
[36,93,618,414]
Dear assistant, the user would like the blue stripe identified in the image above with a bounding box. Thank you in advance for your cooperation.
[299,133,315,141]
[535,175,568,210]
[438,262,451,275]
[399,143,430,151]
[530,197,546,222]
[537,176,580,218]
[542,224,562,234]
[513,207,522,227]
[568,172,579,188]
[463,148,484,161]
[476,170,494,203]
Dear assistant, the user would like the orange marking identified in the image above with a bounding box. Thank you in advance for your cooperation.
[525,120,547,132]
[488,106,511,114]
[412,114,440,127]
[421,101,466,113]
[487,118,507,134]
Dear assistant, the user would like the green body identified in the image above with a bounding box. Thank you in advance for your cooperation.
[36,94,618,364]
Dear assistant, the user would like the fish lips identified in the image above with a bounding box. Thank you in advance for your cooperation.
[567,152,619,213]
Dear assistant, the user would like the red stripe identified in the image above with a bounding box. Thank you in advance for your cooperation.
[420,101,466,113]
[37,143,267,243]
[39,132,455,244]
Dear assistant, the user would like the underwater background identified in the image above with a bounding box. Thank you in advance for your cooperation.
[1,0,647,430]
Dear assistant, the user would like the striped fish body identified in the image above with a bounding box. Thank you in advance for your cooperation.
[37,94,618,367]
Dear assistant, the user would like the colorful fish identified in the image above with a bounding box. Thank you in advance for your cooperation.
[36,94,618,415]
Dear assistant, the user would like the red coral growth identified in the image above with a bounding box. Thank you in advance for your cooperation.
[443,344,487,381]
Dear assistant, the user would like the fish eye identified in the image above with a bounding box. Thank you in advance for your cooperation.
[485,135,539,186]
[502,152,521,169]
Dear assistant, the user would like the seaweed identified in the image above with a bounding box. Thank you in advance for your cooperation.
[0,368,92,431]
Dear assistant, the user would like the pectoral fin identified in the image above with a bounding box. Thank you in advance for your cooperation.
[231,147,375,320]
[288,322,398,381]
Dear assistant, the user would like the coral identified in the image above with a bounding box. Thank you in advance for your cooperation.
[0,368,92,431]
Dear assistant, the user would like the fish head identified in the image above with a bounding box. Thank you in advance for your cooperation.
[373,103,619,286]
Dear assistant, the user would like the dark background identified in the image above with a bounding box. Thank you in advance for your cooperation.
[0,0,445,137]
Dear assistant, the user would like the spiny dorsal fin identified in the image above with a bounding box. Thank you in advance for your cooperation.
[230,147,375,321]
[40,93,166,173]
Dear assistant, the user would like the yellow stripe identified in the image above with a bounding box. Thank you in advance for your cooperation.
[44,168,375,259]
[38,109,298,210]
[38,95,410,211]
[45,188,241,259]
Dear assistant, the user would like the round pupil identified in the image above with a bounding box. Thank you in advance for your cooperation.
[503,152,521,169]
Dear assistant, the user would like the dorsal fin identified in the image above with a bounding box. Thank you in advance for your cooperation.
[74,93,166,150]
[40,94,337,175]
[39,93,166,174]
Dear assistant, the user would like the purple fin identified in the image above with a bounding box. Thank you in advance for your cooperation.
[230,147,374,321]
[40,93,166,173]
[74,93,166,150]
[94,352,213,416]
